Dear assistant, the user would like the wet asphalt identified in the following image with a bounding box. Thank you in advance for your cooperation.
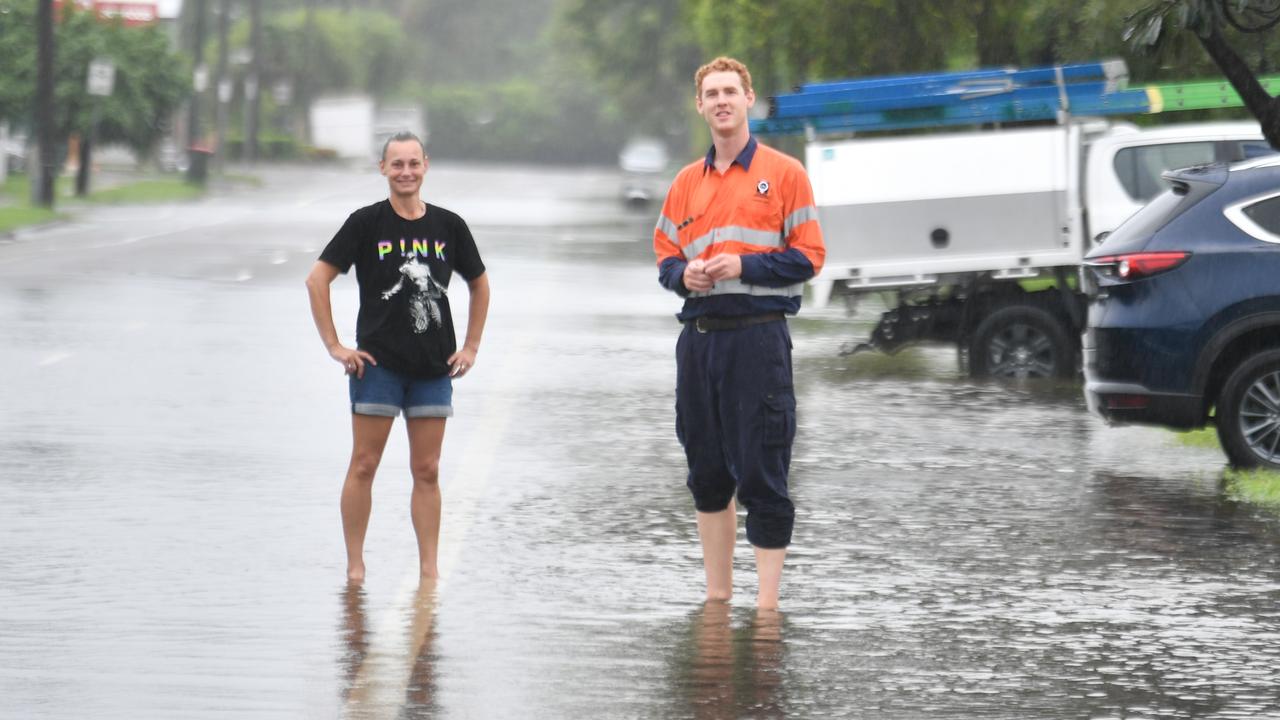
[1,162,1278,719]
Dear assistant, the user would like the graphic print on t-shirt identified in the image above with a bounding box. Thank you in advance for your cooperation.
[380,257,447,333]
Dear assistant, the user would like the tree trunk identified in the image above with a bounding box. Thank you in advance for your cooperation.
[34,0,56,208]
[975,0,1019,67]
[299,0,315,145]
[186,0,208,185]
[213,0,231,173]
[245,0,263,164]
[1198,28,1280,149]
[75,135,91,197]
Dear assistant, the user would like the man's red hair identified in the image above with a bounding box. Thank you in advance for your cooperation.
[695,56,753,97]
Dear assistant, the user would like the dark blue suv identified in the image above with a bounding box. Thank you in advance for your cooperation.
[1083,154,1280,469]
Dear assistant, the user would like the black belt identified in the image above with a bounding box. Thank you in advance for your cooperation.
[685,312,785,333]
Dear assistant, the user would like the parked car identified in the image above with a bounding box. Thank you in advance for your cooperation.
[618,136,669,208]
[1082,152,1280,468]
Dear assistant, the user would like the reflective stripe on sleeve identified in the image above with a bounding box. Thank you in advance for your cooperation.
[681,225,785,260]
[689,279,803,298]
[784,205,819,238]
[655,214,679,243]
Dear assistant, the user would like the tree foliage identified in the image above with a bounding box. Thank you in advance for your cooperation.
[554,0,703,144]
[1127,0,1280,146]
[688,0,954,95]
[0,2,189,155]
[230,8,406,102]
[0,1,39,125]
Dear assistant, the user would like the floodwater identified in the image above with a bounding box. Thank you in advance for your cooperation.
[1,163,1278,719]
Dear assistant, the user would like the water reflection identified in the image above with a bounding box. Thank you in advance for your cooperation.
[337,579,439,718]
[677,603,787,719]
[403,580,440,718]
[1090,471,1280,556]
[338,583,369,709]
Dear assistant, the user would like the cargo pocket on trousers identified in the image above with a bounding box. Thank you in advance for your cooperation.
[762,391,796,447]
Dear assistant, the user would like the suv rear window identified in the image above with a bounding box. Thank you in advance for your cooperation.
[1092,177,1221,255]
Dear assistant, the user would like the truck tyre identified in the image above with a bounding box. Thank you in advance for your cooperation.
[968,304,1073,380]
[1215,348,1280,470]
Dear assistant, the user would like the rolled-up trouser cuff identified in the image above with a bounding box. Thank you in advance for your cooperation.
[691,490,736,514]
[745,508,794,549]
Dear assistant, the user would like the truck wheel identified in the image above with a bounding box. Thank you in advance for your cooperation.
[968,305,1073,380]
[1215,349,1280,470]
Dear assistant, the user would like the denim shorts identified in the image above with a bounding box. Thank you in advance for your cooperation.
[349,363,453,418]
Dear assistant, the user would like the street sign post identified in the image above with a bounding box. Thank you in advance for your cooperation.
[87,57,115,96]
[79,57,115,195]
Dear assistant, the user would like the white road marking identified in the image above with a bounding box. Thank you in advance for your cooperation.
[38,352,73,367]
[341,315,536,719]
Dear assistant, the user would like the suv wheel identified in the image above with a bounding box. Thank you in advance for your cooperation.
[968,305,1073,380]
[1216,349,1280,469]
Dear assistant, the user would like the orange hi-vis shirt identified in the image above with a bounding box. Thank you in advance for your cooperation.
[654,137,824,320]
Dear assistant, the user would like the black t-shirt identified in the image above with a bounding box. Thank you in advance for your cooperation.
[320,200,486,378]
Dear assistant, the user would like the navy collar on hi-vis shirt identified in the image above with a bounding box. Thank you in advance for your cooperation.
[703,135,758,172]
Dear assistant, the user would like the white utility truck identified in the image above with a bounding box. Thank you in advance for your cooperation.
[753,60,1277,378]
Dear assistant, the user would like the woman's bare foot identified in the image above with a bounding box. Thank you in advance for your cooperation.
[347,563,366,584]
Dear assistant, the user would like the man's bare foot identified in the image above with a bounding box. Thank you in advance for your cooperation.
[347,564,365,584]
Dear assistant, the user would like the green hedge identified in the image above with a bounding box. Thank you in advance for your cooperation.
[421,80,627,164]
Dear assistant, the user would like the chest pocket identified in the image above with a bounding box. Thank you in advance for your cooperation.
[737,192,784,233]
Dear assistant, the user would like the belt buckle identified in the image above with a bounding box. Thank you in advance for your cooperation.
[694,317,710,334]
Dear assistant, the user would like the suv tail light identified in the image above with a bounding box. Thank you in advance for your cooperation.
[1085,251,1191,281]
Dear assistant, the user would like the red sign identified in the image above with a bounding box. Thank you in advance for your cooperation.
[53,0,158,26]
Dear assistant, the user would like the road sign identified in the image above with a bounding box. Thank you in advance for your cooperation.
[87,58,115,96]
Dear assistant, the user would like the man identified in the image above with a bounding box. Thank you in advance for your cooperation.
[654,57,825,609]
[306,131,490,583]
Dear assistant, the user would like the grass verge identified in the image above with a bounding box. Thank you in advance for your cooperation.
[0,205,63,233]
[1223,467,1280,509]
[87,178,203,204]
[1,173,209,232]
[817,347,934,380]
[1,175,64,232]
[1173,426,1220,449]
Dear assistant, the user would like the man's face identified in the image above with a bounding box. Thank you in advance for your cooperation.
[379,140,427,197]
[696,70,755,137]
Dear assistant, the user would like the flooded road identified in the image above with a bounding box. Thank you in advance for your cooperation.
[1,163,1278,719]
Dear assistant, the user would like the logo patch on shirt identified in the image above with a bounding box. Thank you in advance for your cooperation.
[756,179,770,196]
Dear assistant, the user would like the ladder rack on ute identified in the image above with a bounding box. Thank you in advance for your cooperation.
[750,59,1280,135]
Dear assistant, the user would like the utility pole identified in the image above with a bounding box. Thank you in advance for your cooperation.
[244,0,262,164]
[186,0,209,185]
[213,0,232,174]
[34,0,56,208]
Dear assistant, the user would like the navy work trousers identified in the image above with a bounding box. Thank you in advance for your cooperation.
[675,318,797,548]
